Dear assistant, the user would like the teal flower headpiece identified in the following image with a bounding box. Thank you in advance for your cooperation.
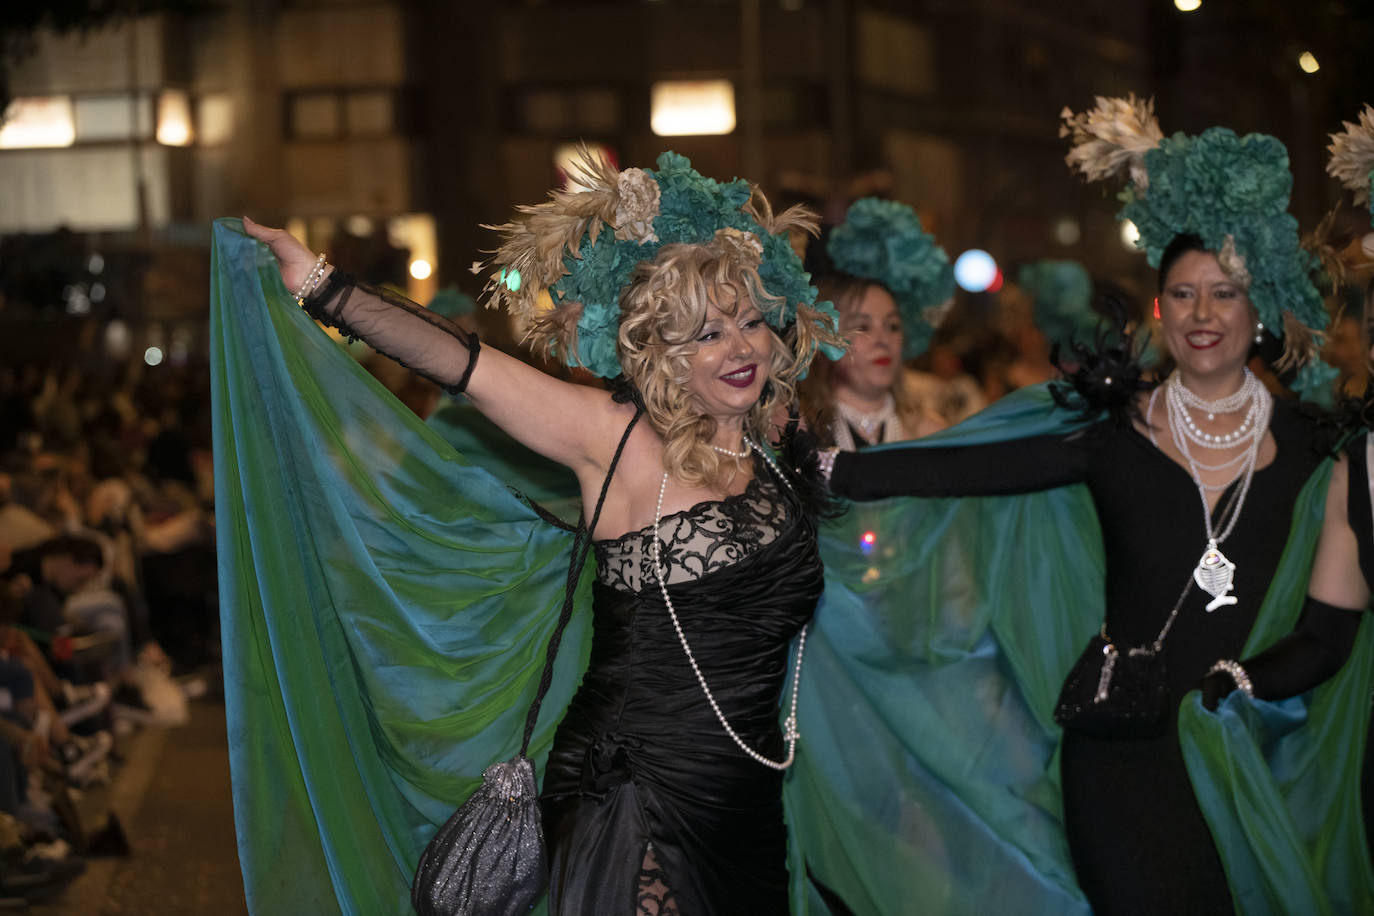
[825,197,955,359]
[484,150,843,379]
[427,286,476,320]
[1328,104,1374,222]
[1016,260,1095,345]
[1062,95,1333,399]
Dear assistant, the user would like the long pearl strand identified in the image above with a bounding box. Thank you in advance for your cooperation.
[650,440,806,771]
[1148,370,1273,611]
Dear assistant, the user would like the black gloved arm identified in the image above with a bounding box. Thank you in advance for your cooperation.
[1202,596,1363,709]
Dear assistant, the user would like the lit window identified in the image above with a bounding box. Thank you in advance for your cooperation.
[0,97,76,149]
[650,80,736,136]
[198,94,233,146]
[157,90,194,146]
[75,94,153,142]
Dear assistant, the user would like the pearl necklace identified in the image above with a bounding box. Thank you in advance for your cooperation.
[1166,370,1265,449]
[706,439,750,459]
[650,439,806,771]
[1148,375,1273,611]
[833,395,902,451]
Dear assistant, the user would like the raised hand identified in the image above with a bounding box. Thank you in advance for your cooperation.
[242,216,333,296]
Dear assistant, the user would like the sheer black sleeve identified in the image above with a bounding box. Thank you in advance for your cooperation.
[301,271,480,394]
[828,427,1100,501]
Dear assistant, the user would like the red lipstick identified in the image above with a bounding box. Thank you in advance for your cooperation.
[719,364,757,388]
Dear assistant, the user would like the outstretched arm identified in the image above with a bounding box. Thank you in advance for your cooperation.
[826,430,1096,501]
[242,218,624,476]
[1203,455,1368,708]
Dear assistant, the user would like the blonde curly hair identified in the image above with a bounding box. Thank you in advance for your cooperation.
[618,232,840,489]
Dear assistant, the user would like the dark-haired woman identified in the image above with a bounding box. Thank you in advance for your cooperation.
[822,232,1340,912]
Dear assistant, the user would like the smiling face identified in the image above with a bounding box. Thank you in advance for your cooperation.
[683,286,772,425]
[832,284,903,400]
[1158,249,1258,389]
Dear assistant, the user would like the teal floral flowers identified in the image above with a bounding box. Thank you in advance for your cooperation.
[547,151,831,378]
[1120,127,1325,349]
[826,198,955,359]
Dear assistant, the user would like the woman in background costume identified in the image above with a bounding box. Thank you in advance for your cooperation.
[800,198,954,447]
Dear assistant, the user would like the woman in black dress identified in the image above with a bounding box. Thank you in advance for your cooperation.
[244,151,846,915]
[819,97,1344,912]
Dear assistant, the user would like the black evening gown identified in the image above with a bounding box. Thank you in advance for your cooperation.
[540,468,821,915]
[831,397,1325,915]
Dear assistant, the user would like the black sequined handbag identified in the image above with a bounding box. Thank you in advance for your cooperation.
[411,410,641,916]
[1052,576,1196,741]
[1053,632,1169,739]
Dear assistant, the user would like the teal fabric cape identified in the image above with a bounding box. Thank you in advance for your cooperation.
[211,219,1372,915]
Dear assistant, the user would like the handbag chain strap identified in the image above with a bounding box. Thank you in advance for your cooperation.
[1101,575,1194,657]
[519,407,643,757]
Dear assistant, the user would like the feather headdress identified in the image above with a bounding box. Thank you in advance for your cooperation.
[1059,94,1164,190]
[483,148,842,379]
[1061,95,1333,400]
[1328,104,1374,211]
[823,198,955,359]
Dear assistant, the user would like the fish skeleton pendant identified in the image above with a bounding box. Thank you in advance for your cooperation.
[1194,540,1238,611]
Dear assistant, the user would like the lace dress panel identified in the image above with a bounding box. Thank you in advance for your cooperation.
[635,843,680,916]
[594,474,792,593]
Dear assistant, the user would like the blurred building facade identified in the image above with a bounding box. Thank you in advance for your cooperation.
[0,0,1360,364]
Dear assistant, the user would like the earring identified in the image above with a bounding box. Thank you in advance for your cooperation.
[1153,297,1160,320]
[1254,321,1264,345]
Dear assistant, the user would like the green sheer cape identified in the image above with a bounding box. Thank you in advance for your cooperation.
[211,219,1371,915]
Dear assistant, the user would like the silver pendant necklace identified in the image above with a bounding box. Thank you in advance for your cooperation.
[1149,374,1272,611]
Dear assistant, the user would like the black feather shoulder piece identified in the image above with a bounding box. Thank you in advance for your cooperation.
[1048,294,1154,426]
[1315,390,1374,455]
[776,412,846,519]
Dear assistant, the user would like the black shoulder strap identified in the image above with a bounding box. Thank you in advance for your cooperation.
[520,407,643,756]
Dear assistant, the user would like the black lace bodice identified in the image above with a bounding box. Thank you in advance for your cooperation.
[543,456,821,916]
[593,468,793,593]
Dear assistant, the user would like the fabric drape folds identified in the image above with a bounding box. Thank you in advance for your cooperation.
[212,217,1371,916]
[213,219,591,914]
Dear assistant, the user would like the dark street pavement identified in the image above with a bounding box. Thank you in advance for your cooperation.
[35,700,246,915]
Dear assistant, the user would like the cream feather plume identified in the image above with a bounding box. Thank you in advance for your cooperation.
[483,144,622,328]
[1327,104,1374,209]
[1060,94,1164,190]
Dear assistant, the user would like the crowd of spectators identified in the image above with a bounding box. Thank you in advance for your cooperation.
[0,357,217,905]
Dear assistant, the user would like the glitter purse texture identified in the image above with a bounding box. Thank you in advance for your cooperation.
[410,756,546,916]
[1053,633,1170,739]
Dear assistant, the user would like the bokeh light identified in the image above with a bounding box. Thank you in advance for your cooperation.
[954,249,998,293]
[1119,219,1141,251]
